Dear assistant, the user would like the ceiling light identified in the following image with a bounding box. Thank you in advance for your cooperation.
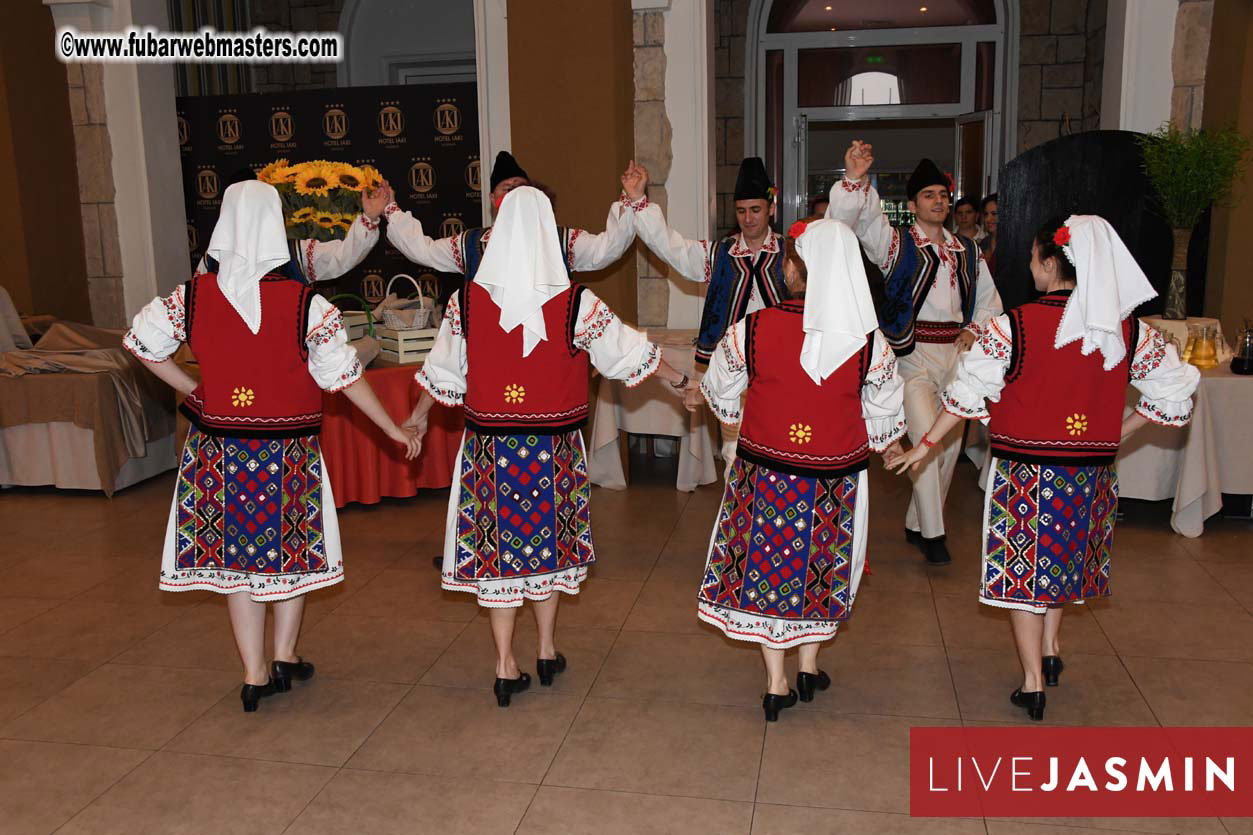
[824,4,832,9]
[830,26,837,31]
[919,5,928,10]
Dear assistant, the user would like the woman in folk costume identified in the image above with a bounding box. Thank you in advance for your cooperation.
[889,215,1199,721]
[404,187,688,707]
[124,181,419,712]
[692,218,907,722]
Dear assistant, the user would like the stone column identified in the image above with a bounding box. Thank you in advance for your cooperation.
[1172,0,1213,130]
[634,5,673,327]
[45,0,190,326]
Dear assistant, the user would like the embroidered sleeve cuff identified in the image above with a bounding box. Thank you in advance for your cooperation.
[624,343,662,389]
[699,378,741,426]
[867,418,907,452]
[121,331,167,363]
[359,212,380,232]
[325,357,363,393]
[415,367,464,406]
[619,191,650,212]
[1135,397,1193,427]
[839,176,869,193]
[941,386,989,419]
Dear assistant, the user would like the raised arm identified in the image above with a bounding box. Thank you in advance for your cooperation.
[567,192,639,272]
[824,141,898,273]
[382,182,466,274]
[622,161,715,283]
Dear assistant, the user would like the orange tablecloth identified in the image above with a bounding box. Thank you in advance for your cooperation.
[320,364,463,507]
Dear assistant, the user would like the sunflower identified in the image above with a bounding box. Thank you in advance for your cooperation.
[256,158,289,184]
[314,211,340,229]
[330,163,366,191]
[359,164,383,190]
[289,206,316,224]
[294,162,334,196]
[335,217,354,232]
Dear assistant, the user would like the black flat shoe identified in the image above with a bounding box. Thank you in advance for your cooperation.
[494,672,531,707]
[904,528,924,547]
[796,670,831,702]
[240,679,278,712]
[537,653,567,687]
[1042,656,1064,687]
[271,657,315,693]
[1010,687,1046,721]
[922,537,952,565]
[763,689,798,722]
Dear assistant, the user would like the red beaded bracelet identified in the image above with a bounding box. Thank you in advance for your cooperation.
[920,434,936,449]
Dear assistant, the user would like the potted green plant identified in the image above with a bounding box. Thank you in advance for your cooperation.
[1139,124,1249,319]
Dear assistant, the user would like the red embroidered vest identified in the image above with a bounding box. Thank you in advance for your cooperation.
[986,292,1135,465]
[461,281,590,434]
[738,300,873,477]
[181,273,323,438]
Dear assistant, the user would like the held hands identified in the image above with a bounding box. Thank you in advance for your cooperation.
[954,330,976,352]
[843,140,874,182]
[386,424,422,460]
[402,407,429,450]
[885,440,930,475]
[621,160,649,202]
[362,180,395,221]
[683,381,703,413]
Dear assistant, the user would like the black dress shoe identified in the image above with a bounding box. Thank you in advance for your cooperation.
[796,670,831,703]
[240,679,278,712]
[1010,687,1046,721]
[432,556,442,570]
[271,657,315,693]
[494,672,531,707]
[537,653,567,687]
[904,528,924,547]
[921,537,952,565]
[762,689,798,722]
[1042,656,1064,687]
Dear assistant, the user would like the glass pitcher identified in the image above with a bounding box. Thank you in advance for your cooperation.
[1233,321,1253,375]
[1191,325,1219,370]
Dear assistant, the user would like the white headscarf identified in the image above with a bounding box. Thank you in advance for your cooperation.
[1053,215,1157,370]
[472,186,570,356]
[794,219,880,384]
[205,180,291,335]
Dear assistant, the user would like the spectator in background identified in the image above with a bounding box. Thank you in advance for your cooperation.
[952,196,985,242]
[979,194,999,276]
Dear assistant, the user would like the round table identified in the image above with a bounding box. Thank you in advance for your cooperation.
[320,364,463,507]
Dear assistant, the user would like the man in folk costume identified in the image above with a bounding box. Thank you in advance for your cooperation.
[382,151,638,280]
[124,181,419,712]
[827,141,1003,565]
[194,170,391,285]
[693,218,906,722]
[890,215,1199,721]
[403,187,689,707]
[622,157,790,471]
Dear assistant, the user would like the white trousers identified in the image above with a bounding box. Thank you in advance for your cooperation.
[900,341,964,539]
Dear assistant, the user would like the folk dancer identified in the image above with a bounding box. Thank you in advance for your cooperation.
[124,182,419,712]
[382,151,638,283]
[889,215,1199,721]
[404,187,688,707]
[623,157,790,475]
[827,141,1003,564]
[691,218,906,722]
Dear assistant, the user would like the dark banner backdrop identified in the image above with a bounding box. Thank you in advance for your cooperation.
[176,82,481,306]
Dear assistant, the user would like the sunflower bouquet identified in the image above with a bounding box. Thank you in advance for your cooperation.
[255,159,384,242]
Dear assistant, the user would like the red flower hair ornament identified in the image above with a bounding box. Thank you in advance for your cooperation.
[1052,222,1075,266]
[788,219,810,240]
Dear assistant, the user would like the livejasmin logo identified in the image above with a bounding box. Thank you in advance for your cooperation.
[928,754,1235,793]
[909,727,1253,818]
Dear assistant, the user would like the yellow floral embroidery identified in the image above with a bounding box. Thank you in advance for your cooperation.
[231,387,255,408]
[504,383,526,404]
[1065,413,1088,436]
[788,423,812,444]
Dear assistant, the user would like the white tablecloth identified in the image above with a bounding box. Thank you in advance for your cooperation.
[587,330,719,493]
[1117,364,1253,536]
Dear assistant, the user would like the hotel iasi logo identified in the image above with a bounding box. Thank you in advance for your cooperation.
[377,101,407,148]
[440,215,465,238]
[195,167,220,201]
[433,98,462,146]
[323,105,350,147]
[408,157,436,200]
[176,115,190,149]
[215,109,242,153]
[269,108,296,150]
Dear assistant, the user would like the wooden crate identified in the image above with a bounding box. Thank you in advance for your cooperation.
[376,326,438,365]
[341,310,370,342]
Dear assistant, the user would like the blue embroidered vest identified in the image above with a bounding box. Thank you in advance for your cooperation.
[695,236,788,367]
[878,232,980,356]
[461,226,574,279]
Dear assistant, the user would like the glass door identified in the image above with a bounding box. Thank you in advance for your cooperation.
[954,110,994,200]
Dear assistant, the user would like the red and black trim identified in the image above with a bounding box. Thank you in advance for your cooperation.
[463,406,590,437]
[914,320,965,344]
[179,395,323,439]
[735,443,871,480]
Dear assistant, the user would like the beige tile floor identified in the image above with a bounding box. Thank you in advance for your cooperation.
[1,456,1250,834]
